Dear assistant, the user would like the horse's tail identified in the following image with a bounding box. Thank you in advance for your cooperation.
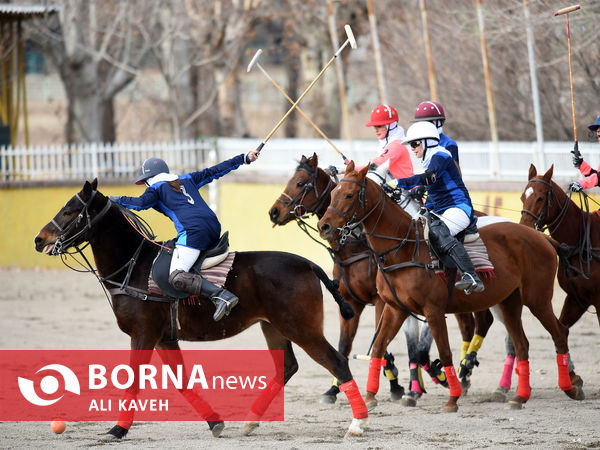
[310,262,355,320]
[543,234,571,263]
[543,234,561,250]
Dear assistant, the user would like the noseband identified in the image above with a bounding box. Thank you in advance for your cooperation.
[277,163,335,218]
[51,190,112,254]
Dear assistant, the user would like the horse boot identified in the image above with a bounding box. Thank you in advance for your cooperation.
[169,270,239,321]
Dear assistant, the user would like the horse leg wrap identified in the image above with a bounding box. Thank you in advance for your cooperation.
[409,363,425,394]
[499,355,515,391]
[383,353,398,381]
[182,389,218,421]
[340,379,368,419]
[249,379,283,418]
[444,365,462,398]
[467,334,484,354]
[366,357,384,393]
[556,353,573,391]
[460,341,470,361]
[516,360,530,402]
[117,391,137,430]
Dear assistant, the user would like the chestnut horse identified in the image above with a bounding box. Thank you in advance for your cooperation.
[268,154,494,406]
[317,163,583,412]
[34,180,369,438]
[520,164,600,330]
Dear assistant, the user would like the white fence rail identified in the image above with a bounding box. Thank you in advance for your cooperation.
[1,138,598,184]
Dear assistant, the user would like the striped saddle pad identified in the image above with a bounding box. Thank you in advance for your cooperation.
[431,236,495,277]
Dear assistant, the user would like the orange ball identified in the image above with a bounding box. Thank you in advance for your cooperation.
[51,420,66,434]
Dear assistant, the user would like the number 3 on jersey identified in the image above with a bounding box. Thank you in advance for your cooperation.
[180,185,195,205]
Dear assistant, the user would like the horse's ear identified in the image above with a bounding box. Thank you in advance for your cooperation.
[345,161,355,174]
[91,178,98,191]
[308,153,318,168]
[357,163,369,180]
[528,164,537,180]
[543,165,554,182]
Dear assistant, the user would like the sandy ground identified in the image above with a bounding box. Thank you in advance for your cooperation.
[0,267,599,450]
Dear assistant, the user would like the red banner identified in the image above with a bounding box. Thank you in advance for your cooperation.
[0,350,284,421]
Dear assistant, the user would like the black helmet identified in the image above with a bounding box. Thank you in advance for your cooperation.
[135,157,169,185]
[588,116,600,132]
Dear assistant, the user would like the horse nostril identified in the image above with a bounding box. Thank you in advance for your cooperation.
[320,223,330,234]
[34,236,42,246]
[269,207,279,222]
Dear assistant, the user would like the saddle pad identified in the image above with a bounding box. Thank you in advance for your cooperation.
[149,250,236,299]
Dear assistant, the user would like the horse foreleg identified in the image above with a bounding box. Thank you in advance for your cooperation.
[155,340,224,437]
[374,298,404,401]
[107,333,160,439]
[457,309,494,391]
[321,300,366,404]
[424,309,461,412]
[365,305,406,409]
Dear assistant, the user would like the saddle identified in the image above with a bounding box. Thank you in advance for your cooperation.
[150,232,230,299]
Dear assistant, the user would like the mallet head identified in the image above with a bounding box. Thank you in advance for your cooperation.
[247,49,263,73]
[555,5,580,16]
[344,24,357,49]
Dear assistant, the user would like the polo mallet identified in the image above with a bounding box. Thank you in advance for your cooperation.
[554,4,581,158]
[247,49,350,164]
[253,24,357,153]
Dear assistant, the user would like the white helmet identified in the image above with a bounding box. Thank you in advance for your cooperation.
[401,121,440,145]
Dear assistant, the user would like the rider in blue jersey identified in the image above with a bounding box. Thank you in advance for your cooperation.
[393,121,484,295]
[112,151,259,320]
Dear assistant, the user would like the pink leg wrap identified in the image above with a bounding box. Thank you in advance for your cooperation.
[249,379,283,418]
[117,391,136,430]
[444,365,462,397]
[516,360,530,401]
[499,355,515,390]
[182,389,218,421]
[556,353,573,391]
[366,357,384,394]
[340,379,368,419]
[409,363,423,393]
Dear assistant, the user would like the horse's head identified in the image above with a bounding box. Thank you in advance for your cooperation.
[34,179,112,255]
[269,153,334,225]
[520,164,561,230]
[318,161,370,241]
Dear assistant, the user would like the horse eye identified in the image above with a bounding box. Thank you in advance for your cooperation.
[345,193,353,199]
[297,181,305,187]
[63,210,73,216]
[536,197,543,203]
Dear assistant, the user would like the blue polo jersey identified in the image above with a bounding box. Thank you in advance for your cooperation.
[438,133,459,164]
[117,154,246,250]
[395,146,473,218]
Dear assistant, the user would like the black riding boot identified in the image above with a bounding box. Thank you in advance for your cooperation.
[169,270,239,321]
[447,243,485,294]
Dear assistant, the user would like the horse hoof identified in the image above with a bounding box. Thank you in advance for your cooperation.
[390,389,404,402]
[320,394,337,405]
[106,425,128,439]
[208,420,224,437]
[460,378,471,395]
[366,398,378,410]
[401,392,419,407]
[564,386,585,401]
[490,386,508,403]
[443,404,458,413]
[243,421,259,436]
[508,395,526,410]
[569,372,584,388]
[345,418,369,437]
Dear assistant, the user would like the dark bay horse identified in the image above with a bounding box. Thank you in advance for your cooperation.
[520,164,600,331]
[34,179,370,438]
[317,162,583,412]
[268,154,493,407]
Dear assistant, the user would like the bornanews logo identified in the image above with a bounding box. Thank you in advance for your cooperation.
[0,350,284,421]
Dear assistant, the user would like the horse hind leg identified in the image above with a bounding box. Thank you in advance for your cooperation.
[243,321,299,436]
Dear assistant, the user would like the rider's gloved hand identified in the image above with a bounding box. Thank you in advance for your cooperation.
[568,181,583,192]
[409,185,426,201]
[325,165,338,176]
[572,153,583,169]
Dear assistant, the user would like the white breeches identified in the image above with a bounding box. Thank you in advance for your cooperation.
[438,207,470,236]
[169,244,201,274]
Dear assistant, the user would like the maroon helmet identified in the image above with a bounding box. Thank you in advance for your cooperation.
[413,101,446,122]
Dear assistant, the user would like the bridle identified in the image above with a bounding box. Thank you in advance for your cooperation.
[50,190,112,255]
[520,178,570,233]
[276,162,335,219]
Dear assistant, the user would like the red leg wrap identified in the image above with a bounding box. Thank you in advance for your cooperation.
[556,353,573,391]
[182,389,218,421]
[516,360,530,401]
[339,379,368,419]
[249,379,283,418]
[366,357,384,394]
[117,391,136,430]
[444,365,462,397]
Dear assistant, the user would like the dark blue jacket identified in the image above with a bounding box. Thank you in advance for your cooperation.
[439,133,459,164]
[117,154,245,250]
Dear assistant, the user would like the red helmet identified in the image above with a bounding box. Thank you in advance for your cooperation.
[365,104,399,127]
[413,101,446,122]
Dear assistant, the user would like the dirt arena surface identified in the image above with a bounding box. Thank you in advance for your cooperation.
[1,267,599,449]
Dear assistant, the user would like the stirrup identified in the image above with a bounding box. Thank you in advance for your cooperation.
[455,273,484,295]
[211,293,239,321]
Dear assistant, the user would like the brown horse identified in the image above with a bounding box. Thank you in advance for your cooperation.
[34,179,369,438]
[520,164,600,330]
[268,154,494,406]
[317,162,583,412]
